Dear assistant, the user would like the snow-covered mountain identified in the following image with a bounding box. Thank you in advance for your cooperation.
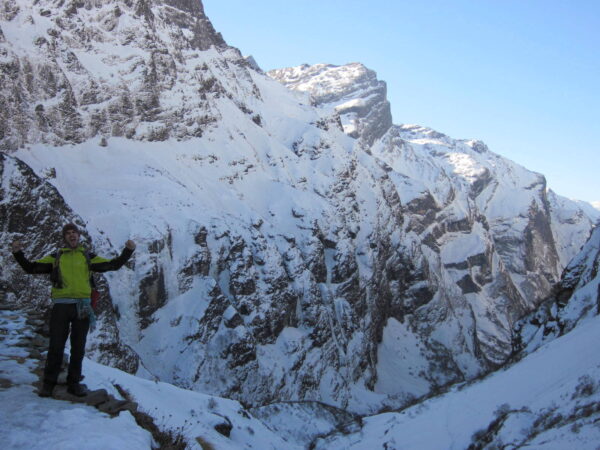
[1,0,598,422]
[315,227,600,448]
[269,63,597,404]
[2,224,599,450]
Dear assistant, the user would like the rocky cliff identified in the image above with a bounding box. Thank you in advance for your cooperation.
[515,224,600,356]
[0,0,227,150]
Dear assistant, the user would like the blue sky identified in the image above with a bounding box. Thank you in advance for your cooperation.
[203,0,599,205]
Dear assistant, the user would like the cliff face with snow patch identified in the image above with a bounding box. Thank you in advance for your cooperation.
[314,227,600,448]
[1,0,597,414]
[515,224,600,355]
[269,63,597,404]
[0,0,227,149]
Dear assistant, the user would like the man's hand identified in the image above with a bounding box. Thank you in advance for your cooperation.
[125,240,136,251]
[11,240,23,253]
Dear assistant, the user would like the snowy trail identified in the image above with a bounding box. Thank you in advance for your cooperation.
[0,306,152,450]
[0,303,301,449]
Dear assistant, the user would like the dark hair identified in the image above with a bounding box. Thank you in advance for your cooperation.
[62,223,80,238]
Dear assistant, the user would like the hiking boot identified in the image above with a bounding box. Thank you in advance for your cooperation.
[67,383,88,397]
[38,383,55,398]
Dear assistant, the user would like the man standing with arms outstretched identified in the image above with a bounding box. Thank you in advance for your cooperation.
[11,223,135,397]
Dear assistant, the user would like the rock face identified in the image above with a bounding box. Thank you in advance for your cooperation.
[515,225,600,355]
[0,0,228,150]
[0,1,598,414]
[312,225,600,448]
[269,63,392,147]
[269,63,597,406]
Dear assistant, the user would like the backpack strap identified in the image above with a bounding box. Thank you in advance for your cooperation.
[84,250,97,289]
[85,250,100,310]
[50,249,64,288]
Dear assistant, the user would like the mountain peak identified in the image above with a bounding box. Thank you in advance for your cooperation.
[269,62,392,145]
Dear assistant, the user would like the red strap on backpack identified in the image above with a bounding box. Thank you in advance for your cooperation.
[91,289,100,311]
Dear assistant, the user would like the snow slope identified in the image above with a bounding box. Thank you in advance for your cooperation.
[0,305,300,449]
[317,311,600,449]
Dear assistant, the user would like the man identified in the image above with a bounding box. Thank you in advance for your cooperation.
[12,223,136,397]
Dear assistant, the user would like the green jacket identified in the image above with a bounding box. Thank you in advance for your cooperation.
[13,245,134,299]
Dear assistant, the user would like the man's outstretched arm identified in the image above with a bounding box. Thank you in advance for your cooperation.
[90,240,136,272]
[11,241,53,274]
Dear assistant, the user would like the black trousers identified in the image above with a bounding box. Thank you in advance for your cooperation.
[44,303,89,386]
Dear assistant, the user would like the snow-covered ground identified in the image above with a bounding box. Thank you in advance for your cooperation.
[0,306,297,449]
[0,307,151,449]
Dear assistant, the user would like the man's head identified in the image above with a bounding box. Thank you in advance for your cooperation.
[62,223,80,249]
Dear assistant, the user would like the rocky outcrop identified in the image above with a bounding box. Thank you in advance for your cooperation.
[269,63,392,147]
[515,225,600,355]
[0,0,234,150]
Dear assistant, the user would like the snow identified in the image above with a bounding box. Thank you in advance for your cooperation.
[548,190,597,266]
[0,307,298,450]
[335,98,366,110]
[1,389,152,450]
[445,152,487,183]
[439,224,487,265]
[84,360,297,450]
[250,400,359,448]
[0,308,152,450]
[374,318,431,396]
[316,311,600,449]
[573,199,600,223]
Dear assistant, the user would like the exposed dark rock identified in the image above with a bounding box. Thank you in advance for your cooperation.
[213,415,233,437]
[138,259,167,329]
[457,274,481,294]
